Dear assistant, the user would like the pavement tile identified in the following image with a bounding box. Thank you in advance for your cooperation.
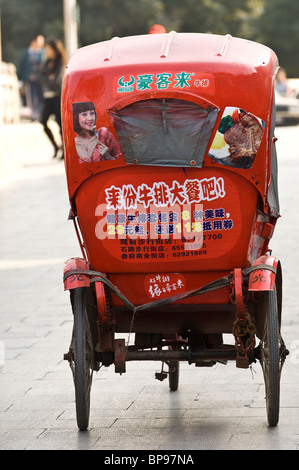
[0,123,298,450]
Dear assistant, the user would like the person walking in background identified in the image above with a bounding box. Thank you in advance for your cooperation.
[39,39,67,159]
[148,24,166,34]
[17,35,44,121]
[275,68,292,97]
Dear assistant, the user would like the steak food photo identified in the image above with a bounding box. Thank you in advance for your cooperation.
[209,107,265,169]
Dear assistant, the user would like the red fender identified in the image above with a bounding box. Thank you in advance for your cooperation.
[63,257,90,290]
[248,254,279,291]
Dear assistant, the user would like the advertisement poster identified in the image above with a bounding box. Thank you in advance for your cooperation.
[94,174,241,266]
[209,107,265,169]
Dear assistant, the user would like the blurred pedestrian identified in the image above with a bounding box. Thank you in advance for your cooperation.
[39,39,67,159]
[17,35,45,121]
[148,24,166,34]
[275,68,292,97]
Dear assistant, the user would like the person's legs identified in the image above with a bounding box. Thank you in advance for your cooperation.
[41,98,59,157]
[53,95,64,159]
[30,81,43,121]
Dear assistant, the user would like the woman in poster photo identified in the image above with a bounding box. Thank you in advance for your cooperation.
[72,101,122,163]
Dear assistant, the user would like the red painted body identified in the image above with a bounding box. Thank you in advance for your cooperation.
[248,254,279,291]
[62,33,281,335]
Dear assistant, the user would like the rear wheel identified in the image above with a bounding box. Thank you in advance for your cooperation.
[258,287,285,426]
[168,361,180,391]
[70,287,94,431]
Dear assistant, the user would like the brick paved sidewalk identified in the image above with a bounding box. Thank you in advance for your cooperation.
[0,123,298,450]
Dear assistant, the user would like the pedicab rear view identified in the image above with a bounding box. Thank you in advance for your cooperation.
[61,32,288,430]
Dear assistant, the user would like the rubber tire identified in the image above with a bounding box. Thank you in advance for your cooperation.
[168,360,180,391]
[72,287,94,431]
[260,287,281,427]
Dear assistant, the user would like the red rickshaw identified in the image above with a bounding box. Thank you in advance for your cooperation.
[62,32,288,430]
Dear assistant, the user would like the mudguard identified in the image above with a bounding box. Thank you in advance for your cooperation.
[63,257,91,290]
[248,254,279,291]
